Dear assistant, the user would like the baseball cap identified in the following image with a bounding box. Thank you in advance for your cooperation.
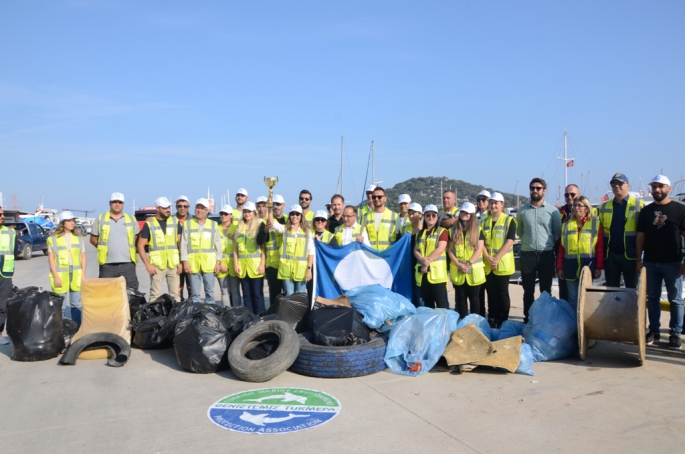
[460,202,476,214]
[314,210,329,220]
[398,194,411,204]
[236,188,248,196]
[273,194,285,205]
[490,192,505,203]
[256,196,268,204]
[155,197,171,208]
[477,190,491,199]
[424,204,439,214]
[650,175,671,186]
[289,204,303,214]
[366,184,377,193]
[175,195,189,204]
[220,204,233,214]
[195,198,210,208]
[610,173,629,184]
[409,202,423,213]
[60,211,76,222]
[242,202,256,212]
[110,192,125,202]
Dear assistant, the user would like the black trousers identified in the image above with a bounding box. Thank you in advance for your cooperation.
[421,279,448,309]
[520,250,555,321]
[99,262,139,290]
[478,284,486,317]
[605,250,638,288]
[486,273,511,322]
[0,276,12,332]
[454,283,480,318]
[265,266,282,305]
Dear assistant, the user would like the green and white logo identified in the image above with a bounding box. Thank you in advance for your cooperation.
[208,388,341,434]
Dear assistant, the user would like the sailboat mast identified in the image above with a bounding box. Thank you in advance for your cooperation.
[564,131,568,189]
[340,136,344,196]
[371,140,375,185]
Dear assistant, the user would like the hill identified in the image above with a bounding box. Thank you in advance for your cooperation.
[384,177,527,209]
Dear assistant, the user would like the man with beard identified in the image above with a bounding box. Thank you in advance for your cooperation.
[299,190,314,224]
[637,175,685,350]
[232,188,249,227]
[361,187,397,251]
[598,174,643,289]
[557,184,580,302]
[257,194,287,302]
[439,189,458,229]
[327,194,345,233]
[175,195,192,299]
[516,178,561,322]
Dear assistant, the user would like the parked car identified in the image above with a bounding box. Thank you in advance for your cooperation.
[6,222,51,260]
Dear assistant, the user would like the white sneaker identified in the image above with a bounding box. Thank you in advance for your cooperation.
[0,336,10,345]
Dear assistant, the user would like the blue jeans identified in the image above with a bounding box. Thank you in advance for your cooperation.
[645,261,683,335]
[60,268,82,324]
[241,276,265,314]
[189,271,216,304]
[565,279,579,312]
[282,279,306,296]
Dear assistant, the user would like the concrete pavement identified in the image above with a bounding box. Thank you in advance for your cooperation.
[1,246,684,453]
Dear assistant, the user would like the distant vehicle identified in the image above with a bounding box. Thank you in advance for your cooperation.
[134,207,157,230]
[6,221,51,260]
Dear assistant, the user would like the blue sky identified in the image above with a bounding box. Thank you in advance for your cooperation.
[1,1,683,215]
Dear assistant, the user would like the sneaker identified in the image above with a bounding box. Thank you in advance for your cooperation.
[668,335,682,350]
[0,336,9,345]
[646,331,660,345]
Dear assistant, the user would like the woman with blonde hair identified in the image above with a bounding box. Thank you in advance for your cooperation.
[448,202,485,318]
[233,202,266,313]
[557,195,604,308]
[270,204,314,296]
[47,211,86,324]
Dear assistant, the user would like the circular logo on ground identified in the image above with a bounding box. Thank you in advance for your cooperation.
[208,388,341,434]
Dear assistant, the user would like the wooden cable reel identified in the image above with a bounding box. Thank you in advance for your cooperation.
[577,266,646,365]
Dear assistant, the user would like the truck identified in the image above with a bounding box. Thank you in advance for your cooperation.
[6,221,51,260]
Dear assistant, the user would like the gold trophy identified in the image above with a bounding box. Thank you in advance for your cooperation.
[264,176,279,208]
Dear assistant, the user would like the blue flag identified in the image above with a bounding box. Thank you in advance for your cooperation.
[315,234,413,300]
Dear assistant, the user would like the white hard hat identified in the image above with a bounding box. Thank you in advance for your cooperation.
[490,192,505,203]
[460,202,476,214]
[236,188,248,196]
[398,194,411,204]
[477,190,491,199]
[175,195,189,203]
[110,192,125,202]
[366,184,377,193]
[220,204,233,214]
[242,202,256,212]
[273,194,285,205]
[314,210,329,219]
[256,196,268,204]
[650,175,671,186]
[195,198,210,208]
[155,197,171,208]
[289,204,303,214]
[408,202,423,213]
[60,211,76,222]
[423,204,439,214]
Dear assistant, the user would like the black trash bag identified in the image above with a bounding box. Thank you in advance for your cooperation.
[173,309,231,373]
[219,306,258,339]
[9,286,42,301]
[131,295,175,349]
[6,290,65,361]
[263,292,311,333]
[62,319,79,348]
[308,303,371,347]
[127,288,147,320]
[243,314,279,332]
[152,300,201,344]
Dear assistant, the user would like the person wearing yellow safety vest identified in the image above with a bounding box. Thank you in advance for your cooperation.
[360,184,376,219]
[414,204,450,309]
[557,196,604,309]
[181,198,223,305]
[270,204,315,296]
[47,211,87,324]
[299,190,315,225]
[598,173,644,289]
[255,196,269,221]
[174,195,192,300]
[475,190,492,314]
[482,192,517,328]
[327,194,345,234]
[90,192,140,289]
[137,197,183,303]
[217,205,242,307]
[0,206,21,345]
[233,202,266,314]
[332,206,370,246]
[447,203,485,319]
[361,187,398,251]
[439,189,459,229]
[394,194,412,240]
[257,194,287,302]
[232,188,249,227]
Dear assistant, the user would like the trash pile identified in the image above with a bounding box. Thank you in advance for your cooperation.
[3,278,580,382]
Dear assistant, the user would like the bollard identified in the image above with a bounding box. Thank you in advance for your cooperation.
[577,266,646,365]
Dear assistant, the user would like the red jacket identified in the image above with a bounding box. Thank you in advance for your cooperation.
[556,216,604,270]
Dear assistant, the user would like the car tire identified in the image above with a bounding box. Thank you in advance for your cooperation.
[23,243,32,260]
[58,333,131,367]
[228,320,299,382]
[290,332,388,378]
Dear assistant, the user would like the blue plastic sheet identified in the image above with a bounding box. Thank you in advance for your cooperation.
[347,284,416,333]
[516,343,535,375]
[491,320,526,341]
[456,314,491,340]
[522,292,578,362]
[384,307,459,376]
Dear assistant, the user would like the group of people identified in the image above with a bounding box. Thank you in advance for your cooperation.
[0,173,683,349]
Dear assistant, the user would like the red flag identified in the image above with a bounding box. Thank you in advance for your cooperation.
[600,194,610,202]
[566,160,574,167]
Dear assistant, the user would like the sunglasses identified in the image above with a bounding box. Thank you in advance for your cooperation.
[477,198,488,202]
[0,214,5,218]
[530,186,544,191]
[274,202,284,206]
[610,182,625,188]
[220,213,231,216]
[564,193,577,197]
[425,213,438,218]
[314,218,326,223]
[299,197,311,201]
[371,195,384,200]
[290,212,302,216]
[176,204,189,208]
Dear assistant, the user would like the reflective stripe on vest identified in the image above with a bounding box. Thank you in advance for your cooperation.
[236,227,263,279]
[482,213,515,276]
[185,218,218,274]
[217,224,237,278]
[561,217,599,282]
[0,226,16,277]
[277,228,309,282]
[334,224,364,246]
[598,196,642,260]
[362,209,397,250]
[96,212,137,265]
[449,228,486,286]
[48,234,83,293]
[147,216,180,269]
[415,227,448,285]
[317,230,334,244]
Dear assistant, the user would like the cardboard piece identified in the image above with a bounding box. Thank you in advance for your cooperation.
[472,336,523,373]
[315,295,351,307]
[443,323,494,366]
